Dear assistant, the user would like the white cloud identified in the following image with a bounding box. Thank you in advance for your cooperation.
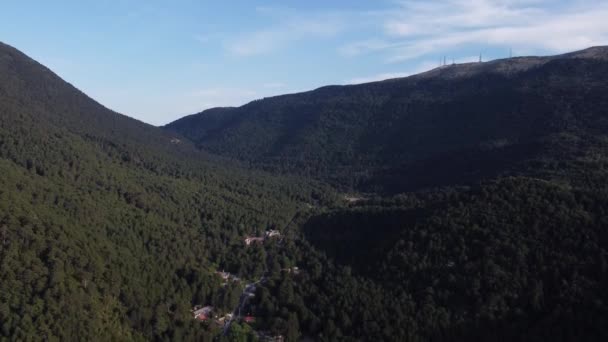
[225,9,347,56]
[341,0,608,62]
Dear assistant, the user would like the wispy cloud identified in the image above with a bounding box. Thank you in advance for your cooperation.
[224,8,348,56]
[341,0,608,62]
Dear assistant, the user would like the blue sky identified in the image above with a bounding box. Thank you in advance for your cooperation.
[1,0,607,125]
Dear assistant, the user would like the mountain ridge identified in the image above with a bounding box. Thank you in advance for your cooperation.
[167,45,608,120]
[2,40,608,341]
[165,45,608,192]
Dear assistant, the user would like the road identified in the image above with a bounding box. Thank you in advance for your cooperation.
[222,276,266,335]
[223,208,306,335]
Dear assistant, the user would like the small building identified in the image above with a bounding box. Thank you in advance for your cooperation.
[193,306,214,321]
[216,270,230,280]
[243,315,256,323]
[245,237,265,246]
[215,313,233,325]
[265,230,281,238]
[281,266,300,275]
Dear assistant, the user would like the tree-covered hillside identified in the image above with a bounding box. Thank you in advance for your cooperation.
[165,47,608,193]
[0,41,335,340]
[164,46,608,341]
[2,40,608,342]
[294,178,608,340]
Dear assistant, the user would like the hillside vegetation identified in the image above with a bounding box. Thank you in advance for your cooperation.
[166,47,608,193]
[0,41,334,340]
[1,40,608,341]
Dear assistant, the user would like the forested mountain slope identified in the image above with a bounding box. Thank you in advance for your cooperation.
[0,41,334,340]
[164,46,608,341]
[165,46,608,193]
[3,39,608,342]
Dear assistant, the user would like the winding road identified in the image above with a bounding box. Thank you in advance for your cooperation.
[222,276,266,335]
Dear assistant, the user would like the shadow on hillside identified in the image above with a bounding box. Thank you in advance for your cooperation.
[301,207,427,276]
[364,141,542,194]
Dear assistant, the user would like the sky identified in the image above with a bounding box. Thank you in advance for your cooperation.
[1,0,608,125]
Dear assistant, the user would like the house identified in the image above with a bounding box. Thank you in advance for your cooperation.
[245,237,264,246]
[281,266,300,275]
[265,230,281,238]
[193,306,214,321]
[216,270,241,284]
[215,313,233,326]
[216,270,231,281]
[243,315,256,323]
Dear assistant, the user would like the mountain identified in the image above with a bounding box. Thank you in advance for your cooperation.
[164,46,608,341]
[3,39,608,342]
[165,46,608,193]
[0,41,334,340]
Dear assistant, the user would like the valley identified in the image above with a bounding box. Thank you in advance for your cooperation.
[1,40,608,341]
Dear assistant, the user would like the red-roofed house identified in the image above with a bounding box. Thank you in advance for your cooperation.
[193,306,214,321]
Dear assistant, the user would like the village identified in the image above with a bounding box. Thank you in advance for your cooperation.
[189,229,297,341]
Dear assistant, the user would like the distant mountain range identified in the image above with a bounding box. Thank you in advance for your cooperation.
[165,47,608,193]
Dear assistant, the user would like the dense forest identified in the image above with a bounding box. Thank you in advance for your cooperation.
[2,40,608,341]
[166,47,608,194]
[0,41,334,340]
